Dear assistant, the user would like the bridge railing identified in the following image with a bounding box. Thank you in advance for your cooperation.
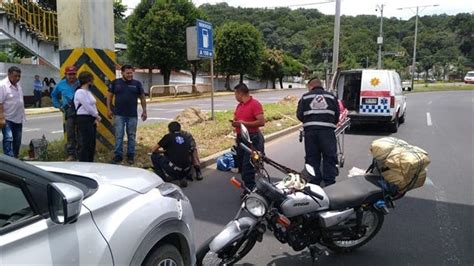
[0,0,58,43]
[149,83,212,99]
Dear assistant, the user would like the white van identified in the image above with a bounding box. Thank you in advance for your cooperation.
[333,69,407,132]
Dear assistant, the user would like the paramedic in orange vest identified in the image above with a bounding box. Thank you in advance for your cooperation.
[297,77,340,186]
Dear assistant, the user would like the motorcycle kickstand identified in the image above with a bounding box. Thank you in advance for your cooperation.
[308,244,330,264]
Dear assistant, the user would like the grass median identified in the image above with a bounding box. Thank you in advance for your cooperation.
[411,83,474,93]
[37,100,300,167]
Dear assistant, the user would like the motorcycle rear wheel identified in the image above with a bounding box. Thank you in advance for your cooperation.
[325,208,384,253]
[196,234,258,266]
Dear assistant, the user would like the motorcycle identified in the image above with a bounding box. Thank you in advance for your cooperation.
[196,124,401,265]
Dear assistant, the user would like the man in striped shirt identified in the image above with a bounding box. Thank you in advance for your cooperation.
[297,77,339,186]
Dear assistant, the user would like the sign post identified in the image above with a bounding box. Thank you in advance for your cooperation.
[187,20,215,120]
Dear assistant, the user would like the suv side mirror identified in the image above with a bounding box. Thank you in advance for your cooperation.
[240,124,251,144]
[47,183,83,224]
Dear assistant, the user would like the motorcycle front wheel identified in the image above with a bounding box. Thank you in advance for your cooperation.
[325,208,384,253]
[196,234,258,266]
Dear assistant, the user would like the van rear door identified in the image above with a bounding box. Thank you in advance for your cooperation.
[359,70,392,117]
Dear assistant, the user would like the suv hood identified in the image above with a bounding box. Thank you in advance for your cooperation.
[30,162,163,193]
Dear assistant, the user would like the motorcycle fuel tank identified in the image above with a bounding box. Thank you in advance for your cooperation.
[276,183,330,217]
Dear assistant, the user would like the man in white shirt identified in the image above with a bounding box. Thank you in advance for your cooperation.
[0,66,25,158]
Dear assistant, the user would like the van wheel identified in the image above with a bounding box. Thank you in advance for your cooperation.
[399,111,406,124]
[388,116,399,133]
[143,244,184,266]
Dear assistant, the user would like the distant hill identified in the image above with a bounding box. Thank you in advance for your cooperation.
[200,3,473,78]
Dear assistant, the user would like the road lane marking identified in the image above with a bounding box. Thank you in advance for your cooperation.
[51,130,63,134]
[24,128,40,132]
[147,117,172,121]
[426,112,432,126]
[424,177,461,264]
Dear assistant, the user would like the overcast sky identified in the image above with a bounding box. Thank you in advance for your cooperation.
[122,0,472,20]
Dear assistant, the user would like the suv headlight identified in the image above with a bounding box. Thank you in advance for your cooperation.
[157,183,188,202]
[244,194,268,217]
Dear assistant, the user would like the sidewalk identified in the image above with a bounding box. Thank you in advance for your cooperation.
[25,87,302,116]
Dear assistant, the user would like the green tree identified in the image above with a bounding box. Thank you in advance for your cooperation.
[215,22,265,89]
[127,0,204,86]
[113,0,127,19]
[260,49,284,89]
[279,54,303,88]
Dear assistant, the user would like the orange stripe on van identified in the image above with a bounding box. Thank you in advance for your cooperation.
[361,91,391,97]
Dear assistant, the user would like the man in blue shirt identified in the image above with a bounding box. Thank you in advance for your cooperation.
[51,66,79,161]
[107,65,147,164]
[33,75,43,108]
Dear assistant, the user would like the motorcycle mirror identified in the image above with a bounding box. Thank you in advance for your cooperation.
[240,124,251,144]
[305,164,316,177]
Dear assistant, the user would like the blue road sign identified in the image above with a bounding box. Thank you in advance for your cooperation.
[196,20,213,58]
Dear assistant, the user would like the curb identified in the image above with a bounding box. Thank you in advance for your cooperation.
[200,123,302,168]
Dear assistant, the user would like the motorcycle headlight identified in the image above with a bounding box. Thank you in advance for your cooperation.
[244,195,268,217]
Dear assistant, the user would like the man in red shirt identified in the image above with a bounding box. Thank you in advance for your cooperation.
[231,83,265,190]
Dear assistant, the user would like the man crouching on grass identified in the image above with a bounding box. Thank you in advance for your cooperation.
[150,121,202,187]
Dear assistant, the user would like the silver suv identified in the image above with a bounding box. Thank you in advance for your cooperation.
[0,155,195,265]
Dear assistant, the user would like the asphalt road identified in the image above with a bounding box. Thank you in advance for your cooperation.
[183,90,473,265]
[21,88,306,145]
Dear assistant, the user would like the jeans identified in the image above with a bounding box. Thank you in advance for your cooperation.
[65,114,78,157]
[114,115,138,159]
[34,90,42,108]
[236,132,265,190]
[2,120,22,158]
[304,129,338,186]
[76,115,96,162]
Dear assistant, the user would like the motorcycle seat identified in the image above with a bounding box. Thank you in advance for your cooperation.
[323,175,384,210]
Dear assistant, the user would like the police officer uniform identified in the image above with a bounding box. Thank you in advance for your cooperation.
[297,85,340,186]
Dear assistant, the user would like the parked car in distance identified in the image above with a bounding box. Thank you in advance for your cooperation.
[402,80,412,91]
[0,155,196,266]
[464,71,474,84]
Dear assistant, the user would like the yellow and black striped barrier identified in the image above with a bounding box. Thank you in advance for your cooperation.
[59,48,116,150]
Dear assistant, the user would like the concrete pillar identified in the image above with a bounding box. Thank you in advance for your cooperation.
[57,0,116,150]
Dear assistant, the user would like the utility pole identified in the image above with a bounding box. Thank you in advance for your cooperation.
[376,4,384,69]
[398,4,438,91]
[331,0,341,75]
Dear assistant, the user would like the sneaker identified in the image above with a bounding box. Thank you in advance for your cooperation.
[127,158,135,165]
[179,179,188,188]
[65,155,76,162]
[196,172,203,181]
[110,156,122,164]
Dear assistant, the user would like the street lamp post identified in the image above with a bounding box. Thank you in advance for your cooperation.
[376,4,384,69]
[332,0,341,75]
[398,4,439,91]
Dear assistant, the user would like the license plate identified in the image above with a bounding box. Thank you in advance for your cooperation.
[363,98,378,105]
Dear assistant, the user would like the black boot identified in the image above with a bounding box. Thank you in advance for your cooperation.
[195,166,203,181]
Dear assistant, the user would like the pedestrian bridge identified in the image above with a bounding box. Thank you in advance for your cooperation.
[0,0,59,68]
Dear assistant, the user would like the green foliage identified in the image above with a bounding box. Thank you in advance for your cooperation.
[0,52,10,62]
[215,22,265,83]
[9,43,34,59]
[113,0,127,19]
[200,4,473,79]
[260,49,284,88]
[127,0,205,85]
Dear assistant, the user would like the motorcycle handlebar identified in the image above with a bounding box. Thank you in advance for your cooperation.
[304,187,324,200]
[240,142,253,154]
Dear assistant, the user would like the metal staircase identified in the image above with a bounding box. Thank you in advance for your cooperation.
[0,0,59,68]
